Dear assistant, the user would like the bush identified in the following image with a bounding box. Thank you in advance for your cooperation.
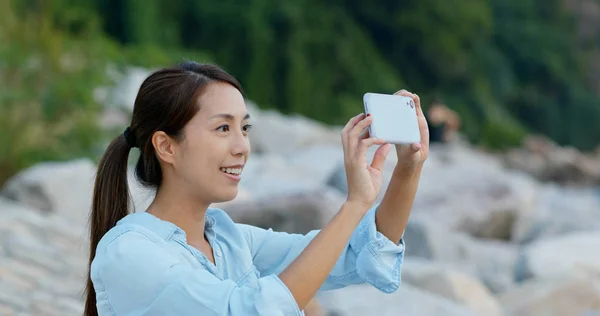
[0,1,115,185]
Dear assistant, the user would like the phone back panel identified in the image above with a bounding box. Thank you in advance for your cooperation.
[363,92,421,144]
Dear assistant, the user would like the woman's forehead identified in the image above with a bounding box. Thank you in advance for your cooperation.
[197,83,246,116]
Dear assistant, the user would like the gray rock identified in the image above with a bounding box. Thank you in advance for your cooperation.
[404,218,518,293]
[512,184,600,244]
[220,186,346,234]
[401,258,504,316]
[0,159,96,224]
[406,144,541,241]
[94,66,151,113]
[318,283,479,316]
[0,197,87,315]
[504,135,600,186]
[515,231,600,282]
[240,149,346,200]
[248,108,341,155]
[499,277,600,316]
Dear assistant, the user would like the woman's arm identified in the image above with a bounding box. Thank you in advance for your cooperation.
[278,201,369,309]
[375,164,422,244]
[238,113,403,310]
[376,89,429,244]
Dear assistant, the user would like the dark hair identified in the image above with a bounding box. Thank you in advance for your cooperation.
[84,61,243,316]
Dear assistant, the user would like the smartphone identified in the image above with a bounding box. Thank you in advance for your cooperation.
[363,92,420,144]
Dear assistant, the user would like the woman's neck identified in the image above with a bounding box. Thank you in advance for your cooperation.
[146,181,210,245]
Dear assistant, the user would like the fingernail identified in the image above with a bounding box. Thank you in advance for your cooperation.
[366,114,371,117]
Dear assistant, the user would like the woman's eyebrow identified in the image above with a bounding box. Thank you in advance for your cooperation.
[209,113,251,120]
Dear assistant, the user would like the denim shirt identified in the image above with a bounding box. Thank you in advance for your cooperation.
[90,204,405,316]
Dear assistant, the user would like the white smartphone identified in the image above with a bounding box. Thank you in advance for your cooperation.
[363,92,420,144]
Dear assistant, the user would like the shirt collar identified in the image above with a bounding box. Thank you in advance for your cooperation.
[117,211,217,241]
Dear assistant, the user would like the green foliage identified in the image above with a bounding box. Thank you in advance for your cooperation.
[0,0,115,184]
[89,0,599,150]
[3,0,600,184]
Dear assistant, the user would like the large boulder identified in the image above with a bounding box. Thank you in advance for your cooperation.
[401,258,503,316]
[404,218,519,293]
[512,184,600,244]
[410,144,540,241]
[0,159,96,224]
[240,146,345,199]
[515,231,600,282]
[247,106,342,155]
[328,143,542,242]
[0,197,87,315]
[317,283,479,316]
[499,277,600,316]
[504,135,600,186]
[219,186,346,234]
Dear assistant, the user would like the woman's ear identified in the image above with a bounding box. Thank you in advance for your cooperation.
[152,131,178,165]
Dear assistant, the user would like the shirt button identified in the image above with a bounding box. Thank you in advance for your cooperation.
[215,250,222,257]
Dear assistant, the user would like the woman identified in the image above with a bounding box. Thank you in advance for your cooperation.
[85,61,429,316]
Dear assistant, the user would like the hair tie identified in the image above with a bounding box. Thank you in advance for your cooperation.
[123,127,137,148]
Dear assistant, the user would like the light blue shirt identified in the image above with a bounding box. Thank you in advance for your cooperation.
[91,204,405,315]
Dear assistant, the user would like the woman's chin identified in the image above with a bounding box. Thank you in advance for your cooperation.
[212,188,239,204]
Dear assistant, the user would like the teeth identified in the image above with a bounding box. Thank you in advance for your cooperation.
[220,167,242,175]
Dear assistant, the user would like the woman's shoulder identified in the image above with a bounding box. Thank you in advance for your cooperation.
[93,212,174,264]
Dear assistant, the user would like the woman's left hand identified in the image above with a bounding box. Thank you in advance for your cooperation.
[393,89,429,168]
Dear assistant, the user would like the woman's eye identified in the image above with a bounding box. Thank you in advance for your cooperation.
[217,125,230,132]
[243,124,253,133]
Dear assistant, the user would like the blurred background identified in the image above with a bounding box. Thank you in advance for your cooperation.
[1,0,600,315]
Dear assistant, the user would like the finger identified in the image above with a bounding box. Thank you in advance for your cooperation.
[394,89,412,97]
[410,143,422,152]
[358,137,387,160]
[412,93,423,116]
[359,127,370,141]
[349,115,374,152]
[394,89,421,113]
[342,113,366,135]
[341,113,366,153]
[371,143,392,171]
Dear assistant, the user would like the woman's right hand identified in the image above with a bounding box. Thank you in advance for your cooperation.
[341,113,392,211]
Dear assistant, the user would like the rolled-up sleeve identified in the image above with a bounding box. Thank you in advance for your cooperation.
[348,204,405,293]
[236,204,405,294]
[91,232,301,316]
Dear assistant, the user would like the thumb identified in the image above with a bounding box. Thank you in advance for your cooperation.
[370,143,392,171]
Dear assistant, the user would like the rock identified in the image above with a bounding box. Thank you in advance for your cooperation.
[317,283,479,316]
[0,159,96,223]
[247,108,341,154]
[0,197,87,315]
[94,66,152,113]
[515,231,600,282]
[220,186,346,234]
[240,147,346,199]
[499,277,600,316]
[409,144,540,241]
[512,184,600,244]
[404,218,518,293]
[504,135,600,186]
[401,258,503,316]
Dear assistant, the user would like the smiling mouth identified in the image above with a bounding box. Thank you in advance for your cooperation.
[220,167,242,176]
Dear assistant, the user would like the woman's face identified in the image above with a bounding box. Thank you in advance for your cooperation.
[173,81,251,204]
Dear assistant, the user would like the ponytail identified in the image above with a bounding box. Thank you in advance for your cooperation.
[84,133,133,316]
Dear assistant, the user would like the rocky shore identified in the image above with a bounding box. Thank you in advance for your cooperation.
[1,99,600,315]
